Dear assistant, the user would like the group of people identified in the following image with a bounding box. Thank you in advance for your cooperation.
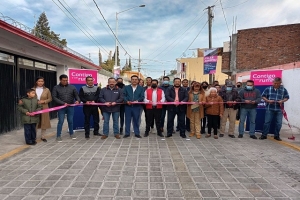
[18,74,289,145]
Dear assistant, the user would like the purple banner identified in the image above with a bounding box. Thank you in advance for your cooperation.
[203,48,220,75]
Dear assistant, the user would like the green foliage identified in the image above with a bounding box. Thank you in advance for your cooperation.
[34,12,67,47]
[112,46,120,66]
[101,59,114,73]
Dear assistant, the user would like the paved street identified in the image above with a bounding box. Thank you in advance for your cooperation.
[1,117,300,200]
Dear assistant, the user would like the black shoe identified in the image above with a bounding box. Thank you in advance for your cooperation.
[135,135,142,138]
[250,135,257,139]
[120,128,123,135]
[26,142,34,145]
[85,135,90,140]
[238,134,243,138]
[259,135,267,140]
[94,133,103,136]
[166,134,172,138]
[229,135,235,138]
[181,134,187,138]
[123,135,130,138]
[41,138,47,142]
[32,141,37,145]
[157,133,164,137]
[219,134,224,137]
[144,133,149,137]
[274,136,282,141]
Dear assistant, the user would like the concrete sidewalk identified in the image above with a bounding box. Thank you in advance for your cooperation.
[0,118,300,199]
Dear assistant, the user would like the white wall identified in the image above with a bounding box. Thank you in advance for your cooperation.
[282,68,300,129]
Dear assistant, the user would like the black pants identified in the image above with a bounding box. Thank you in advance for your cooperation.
[24,123,36,144]
[143,105,154,128]
[207,114,219,135]
[145,107,162,134]
[176,116,190,131]
[217,115,220,129]
[83,106,100,136]
[119,104,125,129]
[167,107,185,136]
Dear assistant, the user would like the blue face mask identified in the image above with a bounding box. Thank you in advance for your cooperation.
[226,87,232,91]
[163,81,169,85]
[246,86,253,90]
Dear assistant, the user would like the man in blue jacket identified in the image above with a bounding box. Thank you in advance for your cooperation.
[123,75,145,138]
[165,78,189,138]
[99,77,124,139]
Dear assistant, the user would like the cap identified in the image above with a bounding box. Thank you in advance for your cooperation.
[226,81,233,87]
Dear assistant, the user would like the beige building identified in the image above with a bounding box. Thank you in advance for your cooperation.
[177,56,228,84]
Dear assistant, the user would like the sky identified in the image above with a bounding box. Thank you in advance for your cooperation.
[1,0,300,79]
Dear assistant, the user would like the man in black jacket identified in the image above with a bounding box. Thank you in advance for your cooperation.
[116,78,125,134]
[52,74,80,142]
[99,77,124,139]
[165,78,188,138]
[159,76,171,132]
[79,76,101,139]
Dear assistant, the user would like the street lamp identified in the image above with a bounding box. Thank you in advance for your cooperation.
[114,5,145,78]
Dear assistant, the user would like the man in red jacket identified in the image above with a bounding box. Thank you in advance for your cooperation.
[144,79,165,137]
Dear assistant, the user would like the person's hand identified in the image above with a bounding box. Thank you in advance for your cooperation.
[201,101,206,105]
[267,100,275,104]
[232,101,236,105]
[64,103,68,106]
[277,100,284,104]
[91,101,95,103]
[111,102,116,106]
[209,101,214,105]
[86,101,91,104]
[127,101,131,105]
[74,101,79,104]
[105,102,111,107]
[219,114,223,118]
[18,100,23,105]
[227,101,233,106]
[174,100,179,106]
[26,112,30,116]
[251,101,256,104]
[245,100,251,104]
[38,100,45,104]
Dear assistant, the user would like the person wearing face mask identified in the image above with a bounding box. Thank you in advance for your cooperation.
[165,78,188,138]
[116,78,125,135]
[235,81,243,121]
[238,80,261,139]
[200,81,209,134]
[205,87,224,139]
[236,82,243,93]
[219,81,241,138]
[144,79,165,137]
[159,76,171,132]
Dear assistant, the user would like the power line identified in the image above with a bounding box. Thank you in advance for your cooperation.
[52,0,109,55]
[92,0,135,60]
[219,0,231,36]
[152,13,206,60]
[180,20,208,58]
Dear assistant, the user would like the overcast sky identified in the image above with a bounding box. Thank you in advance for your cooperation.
[1,0,300,78]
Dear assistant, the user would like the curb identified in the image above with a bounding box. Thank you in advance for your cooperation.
[269,136,300,152]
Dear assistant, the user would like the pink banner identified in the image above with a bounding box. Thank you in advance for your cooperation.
[69,69,98,84]
[250,70,283,86]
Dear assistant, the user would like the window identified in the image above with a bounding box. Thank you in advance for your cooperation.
[0,53,14,63]
[47,65,56,71]
[18,58,33,67]
[35,62,47,69]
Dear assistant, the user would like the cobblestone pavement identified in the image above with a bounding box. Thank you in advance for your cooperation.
[1,118,300,200]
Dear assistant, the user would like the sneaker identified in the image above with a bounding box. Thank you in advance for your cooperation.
[41,138,47,142]
[238,134,243,138]
[101,135,108,140]
[115,134,121,139]
[229,135,235,138]
[250,135,257,139]
[70,134,76,140]
[157,133,164,137]
[123,135,130,138]
[56,137,62,142]
[259,135,267,140]
[219,134,224,137]
[135,135,142,138]
[274,136,282,141]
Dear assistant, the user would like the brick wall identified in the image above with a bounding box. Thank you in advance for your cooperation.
[236,23,300,72]
[221,52,231,72]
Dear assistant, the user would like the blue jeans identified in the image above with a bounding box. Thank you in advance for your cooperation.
[125,105,141,136]
[102,112,120,136]
[57,106,74,137]
[238,108,257,136]
[263,110,283,137]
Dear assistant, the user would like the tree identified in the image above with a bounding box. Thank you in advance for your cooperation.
[170,70,177,75]
[112,46,120,66]
[128,57,132,71]
[101,59,114,73]
[34,12,67,47]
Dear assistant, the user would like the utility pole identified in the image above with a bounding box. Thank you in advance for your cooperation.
[137,49,141,79]
[163,70,165,76]
[206,5,215,84]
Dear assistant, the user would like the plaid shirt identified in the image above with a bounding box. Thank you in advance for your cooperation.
[262,86,289,111]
